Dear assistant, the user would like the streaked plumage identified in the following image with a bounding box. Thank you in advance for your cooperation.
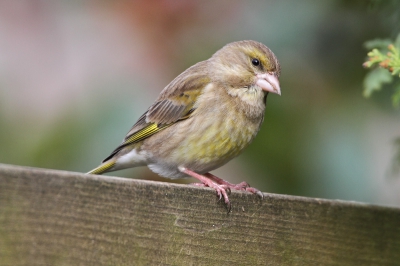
[88,40,281,210]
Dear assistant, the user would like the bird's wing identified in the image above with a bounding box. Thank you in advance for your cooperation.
[101,61,210,163]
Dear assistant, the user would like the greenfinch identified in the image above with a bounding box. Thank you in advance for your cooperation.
[88,40,281,210]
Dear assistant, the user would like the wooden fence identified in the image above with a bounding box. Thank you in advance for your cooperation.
[0,163,399,265]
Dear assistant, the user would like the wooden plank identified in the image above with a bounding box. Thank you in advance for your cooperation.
[0,163,399,265]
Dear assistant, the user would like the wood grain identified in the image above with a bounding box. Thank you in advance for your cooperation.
[0,163,399,265]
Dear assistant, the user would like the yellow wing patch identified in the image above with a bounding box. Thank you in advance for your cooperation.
[124,123,171,146]
[99,123,173,164]
[87,160,116,175]
[100,109,195,164]
[124,108,195,146]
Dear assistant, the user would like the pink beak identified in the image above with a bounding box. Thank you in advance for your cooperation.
[256,73,281,95]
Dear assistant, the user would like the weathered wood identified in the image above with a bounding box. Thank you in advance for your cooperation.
[0,164,399,265]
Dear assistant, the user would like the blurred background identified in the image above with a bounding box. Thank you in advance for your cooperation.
[0,0,399,207]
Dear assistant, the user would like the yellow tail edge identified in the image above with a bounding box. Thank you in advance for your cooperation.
[87,161,116,175]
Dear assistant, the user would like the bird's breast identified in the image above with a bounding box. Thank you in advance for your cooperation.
[144,83,266,177]
[170,101,263,173]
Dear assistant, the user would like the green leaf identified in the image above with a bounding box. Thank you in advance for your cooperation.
[392,67,400,76]
[363,68,393,97]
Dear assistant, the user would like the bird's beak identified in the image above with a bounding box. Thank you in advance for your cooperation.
[256,73,281,96]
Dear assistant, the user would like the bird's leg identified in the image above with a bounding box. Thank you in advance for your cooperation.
[179,167,231,211]
[204,173,264,198]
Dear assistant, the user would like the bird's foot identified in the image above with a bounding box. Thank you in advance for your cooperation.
[179,167,232,211]
[204,173,263,198]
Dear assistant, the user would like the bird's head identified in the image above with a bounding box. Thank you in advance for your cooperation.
[209,40,281,96]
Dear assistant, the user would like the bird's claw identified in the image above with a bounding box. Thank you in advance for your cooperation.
[205,174,263,198]
[214,186,231,212]
[245,187,264,199]
[192,181,231,211]
[183,169,261,213]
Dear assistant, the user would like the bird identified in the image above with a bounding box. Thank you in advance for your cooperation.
[87,40,281,210]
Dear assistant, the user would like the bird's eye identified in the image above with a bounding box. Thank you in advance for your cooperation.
[252,58,260,66]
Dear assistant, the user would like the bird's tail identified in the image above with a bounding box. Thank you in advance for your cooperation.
[87,160,116,175]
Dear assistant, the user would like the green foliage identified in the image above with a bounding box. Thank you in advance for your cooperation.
[363,68,393,97]
[364,34,400,177]
[363,34,400,107]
